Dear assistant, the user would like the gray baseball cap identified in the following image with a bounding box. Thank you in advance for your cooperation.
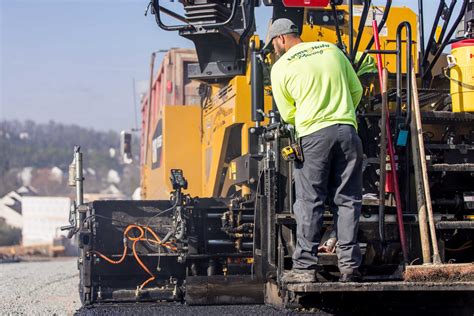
[263,18,300,51]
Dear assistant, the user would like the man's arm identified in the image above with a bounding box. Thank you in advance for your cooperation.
[346,59,363,109]
[271,65,296,125]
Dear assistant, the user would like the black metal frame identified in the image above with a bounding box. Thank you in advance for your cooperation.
[421,0,469,83]
[151,0,239,32]
[251,40,265,123]
[367,21,413,248]
[69,0,474,309]
[355,0,392,72]
[331,0,347,53]
[350,0,371,62]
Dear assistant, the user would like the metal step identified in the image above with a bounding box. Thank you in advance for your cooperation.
[436,221,474,229]
[284,281,474,293]
[185,275,263,305]
[429,163,474,172]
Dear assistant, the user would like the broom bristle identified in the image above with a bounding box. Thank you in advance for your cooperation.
[404,263,474,282]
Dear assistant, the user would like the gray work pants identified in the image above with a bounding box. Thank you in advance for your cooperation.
[292,124,363,274]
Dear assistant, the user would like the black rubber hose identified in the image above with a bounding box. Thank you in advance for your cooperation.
[349,0,354,58]
[421,0,445,69]
[350,0,371,62]
[331,0,347,54]
[418,0,426,63]
[423,0,469,79]
[436,1,458,49]
[355,0,392,72]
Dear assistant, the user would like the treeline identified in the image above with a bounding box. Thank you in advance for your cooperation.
[0,120,140,197]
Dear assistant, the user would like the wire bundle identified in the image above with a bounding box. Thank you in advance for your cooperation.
[89,224,176,291]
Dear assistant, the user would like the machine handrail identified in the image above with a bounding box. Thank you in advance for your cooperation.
[150,0,239,32]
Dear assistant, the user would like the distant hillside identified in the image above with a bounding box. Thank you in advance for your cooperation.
[0,120,140,197]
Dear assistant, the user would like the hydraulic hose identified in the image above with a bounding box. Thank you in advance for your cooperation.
[355,0,392,72]
[350,0,371,62]
[423,0,469,80]
[89,224,177,291]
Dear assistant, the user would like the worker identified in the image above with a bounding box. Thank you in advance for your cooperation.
[266,18,363,283]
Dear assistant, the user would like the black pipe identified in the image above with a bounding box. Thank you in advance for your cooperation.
[418,0,426,68]
[366,49,398,54]
[331,0,347,53]
[437,1,457,49]
[239,0,256,44]
[152,0,239,31]
[159,5,188,24]
[251,42,264,122]
[200,0,239,29]
[405,130,411,229]
[355,0,392,72]
[349,0,354,58]
[351,0,371,62]
[395,22,413,220]
[448,37,467,45]
[395,22,413,129]
[423,0,469,80]
[421,1,445,70]
[151,0,193,31]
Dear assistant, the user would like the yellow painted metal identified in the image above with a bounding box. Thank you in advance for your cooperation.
[142,36,272,199]
[300,5,418,73]
[140,49,200,199]
[200,76,259,197]
[449,44,474,112]
[198,35,273,197]
[241,123,251,197]
[142,4,420,199]
[143,105,202,199]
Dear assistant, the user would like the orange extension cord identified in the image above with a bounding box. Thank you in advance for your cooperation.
[89,224,177,291]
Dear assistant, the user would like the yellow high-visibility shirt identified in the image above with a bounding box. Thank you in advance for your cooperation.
[271,41,363,137]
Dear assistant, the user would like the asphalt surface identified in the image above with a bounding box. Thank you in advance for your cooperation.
[0,258,80,315]
[1,258,472,315]
[0,259,293,316]
[76,303,286,316]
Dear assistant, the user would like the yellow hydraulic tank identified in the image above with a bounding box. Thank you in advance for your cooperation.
[448,39,474,112]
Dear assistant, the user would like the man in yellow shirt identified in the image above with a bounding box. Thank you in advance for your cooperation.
[267,18,363,283]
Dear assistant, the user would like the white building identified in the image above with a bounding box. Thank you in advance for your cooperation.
[0,196,22,228]
[0,186,37,229]
[21,196,71,246]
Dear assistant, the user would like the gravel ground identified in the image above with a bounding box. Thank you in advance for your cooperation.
[0,258,80,315]
[6,259,470,315]
[0,259,295,316]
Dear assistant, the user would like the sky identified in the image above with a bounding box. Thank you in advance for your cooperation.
[0,0,463,132]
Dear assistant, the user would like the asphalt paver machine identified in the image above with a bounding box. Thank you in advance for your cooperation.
[64,0,474,313]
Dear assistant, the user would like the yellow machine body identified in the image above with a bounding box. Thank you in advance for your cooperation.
[200,52,274,197]
[141,49,202,199]
[142,105,202,199]
[141,39,273,198]
[449,42,474,112]
[141,5,419,199]
[300,5,418,74]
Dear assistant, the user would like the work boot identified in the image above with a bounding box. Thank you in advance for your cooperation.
[339,270,362,283]
[281,268,319,284]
